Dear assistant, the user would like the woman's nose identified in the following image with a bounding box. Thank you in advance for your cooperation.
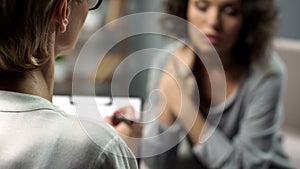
[206,8,221,31]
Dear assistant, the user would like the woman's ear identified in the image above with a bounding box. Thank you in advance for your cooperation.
[52,0,70,33]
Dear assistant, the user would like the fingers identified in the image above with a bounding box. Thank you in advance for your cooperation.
[113,106,138,125]
[115,106,136,119]
[105,106,143,138]
[104,116,113,125]
[115,121,143,138]
[112,113,134,126]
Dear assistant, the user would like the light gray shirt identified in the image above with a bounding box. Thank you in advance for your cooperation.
[141,43,294,169]
[0,91,138,169]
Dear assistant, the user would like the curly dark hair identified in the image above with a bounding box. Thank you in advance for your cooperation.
[162,0,278,67]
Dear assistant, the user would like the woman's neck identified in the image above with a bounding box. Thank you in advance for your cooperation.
[187,47,246,106]
[0,58,55,102]
[0,31,57,101]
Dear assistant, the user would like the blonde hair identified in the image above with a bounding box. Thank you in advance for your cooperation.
[0,0,61,72]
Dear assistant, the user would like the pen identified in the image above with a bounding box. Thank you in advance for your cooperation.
[112,114,134,126]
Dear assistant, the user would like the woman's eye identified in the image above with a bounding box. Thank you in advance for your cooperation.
[222,6,240,16]
[195,1,208,12]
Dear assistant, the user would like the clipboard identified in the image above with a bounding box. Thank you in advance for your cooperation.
[52,95,142,120]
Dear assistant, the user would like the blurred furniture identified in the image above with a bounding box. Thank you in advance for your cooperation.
[274,38,300,168]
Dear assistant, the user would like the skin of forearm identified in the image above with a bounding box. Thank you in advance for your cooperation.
[176,97,206,145]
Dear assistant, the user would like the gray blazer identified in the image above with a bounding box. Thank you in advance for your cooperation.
[140,42,294,169]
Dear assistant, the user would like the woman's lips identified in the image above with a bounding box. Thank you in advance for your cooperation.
[205,34,220,45]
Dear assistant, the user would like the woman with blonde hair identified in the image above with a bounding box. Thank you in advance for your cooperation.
[0,0,138,168]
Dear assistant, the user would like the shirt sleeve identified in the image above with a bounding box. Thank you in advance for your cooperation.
[94,135,138,169]
[192,73,285,169]
[141,120,184,169]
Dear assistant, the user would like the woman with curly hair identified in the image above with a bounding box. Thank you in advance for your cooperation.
[140,0,294,168]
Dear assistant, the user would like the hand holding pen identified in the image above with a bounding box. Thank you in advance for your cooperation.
[105,106,142,137]
[105,106,143,155]
[112,111,134,126]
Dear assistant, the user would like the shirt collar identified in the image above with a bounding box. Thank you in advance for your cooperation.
[0,90,59,112]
